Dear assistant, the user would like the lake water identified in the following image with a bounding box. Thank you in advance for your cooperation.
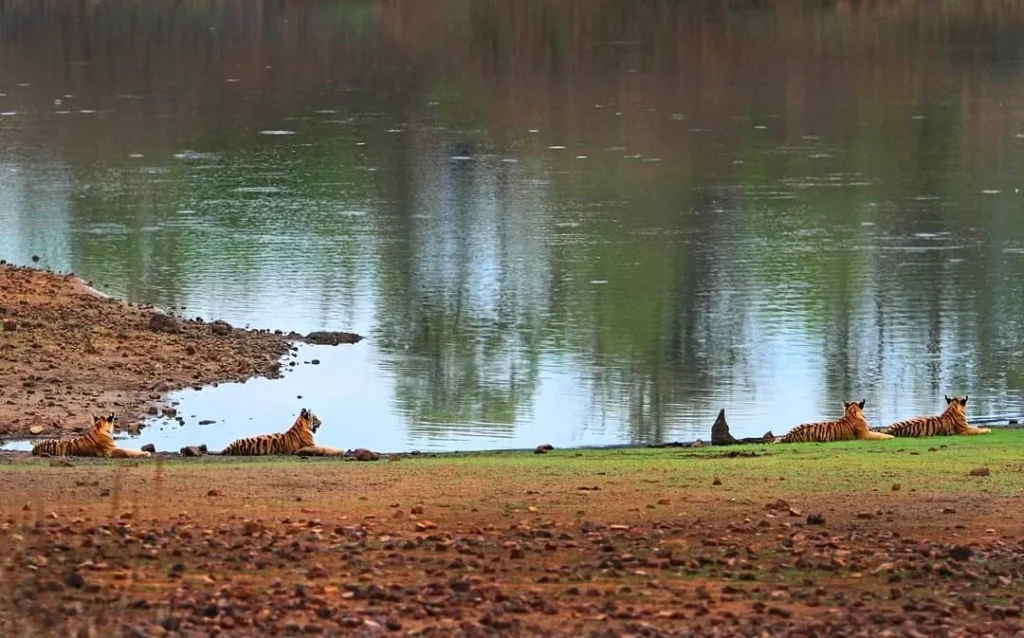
[2,1,1023,452]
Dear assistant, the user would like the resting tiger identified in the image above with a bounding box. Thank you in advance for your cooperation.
[880,395,989,437]
[31,414,152,458]
[776,400,893,443]
[219,408,341,456]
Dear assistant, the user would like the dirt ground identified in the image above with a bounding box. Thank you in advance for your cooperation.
[1,448,1022,638]
[0,263,297,440]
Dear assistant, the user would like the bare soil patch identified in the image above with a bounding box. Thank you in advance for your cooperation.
[1,452,1021,637]
[0,264,293,440]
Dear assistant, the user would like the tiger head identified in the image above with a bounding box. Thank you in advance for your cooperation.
[944,395,969,416]
[91,413,117,436]
[842,399,866,419]
[299,408,322,434]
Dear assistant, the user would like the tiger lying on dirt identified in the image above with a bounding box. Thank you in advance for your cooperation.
[776,400,894,443]
[218,408,342,456]
[880,395,990,438]
[31,414,152,458]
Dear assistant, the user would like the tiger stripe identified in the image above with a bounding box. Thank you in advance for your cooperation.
[776,400,893,444]
[220,409,323,456]
[881,395,989,438]
[31,414,150,458]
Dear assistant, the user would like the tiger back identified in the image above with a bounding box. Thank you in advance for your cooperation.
[777,400,893,443]
[881,395,989,438]
[220,408,322,456]
[32,415,118,457]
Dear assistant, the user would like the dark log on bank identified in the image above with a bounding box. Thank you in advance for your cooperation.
[711,409,774,445]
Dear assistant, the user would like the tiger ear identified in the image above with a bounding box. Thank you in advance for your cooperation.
[945,395,952,404]
[301,408,309,417]
[108,413,116,422]
[858,399,865,409]
[842,401,850,409]
[91,414,100,423]
[962,395,969,406]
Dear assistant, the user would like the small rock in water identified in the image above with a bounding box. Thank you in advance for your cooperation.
[304,330,363,346]
[198,419,215,425]
[31,255,40,262]
[141,444,156,453]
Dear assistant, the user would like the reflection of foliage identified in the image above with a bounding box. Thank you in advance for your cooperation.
[2,0,1024,444]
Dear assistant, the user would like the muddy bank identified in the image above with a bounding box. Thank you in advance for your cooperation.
[0,263,360,440]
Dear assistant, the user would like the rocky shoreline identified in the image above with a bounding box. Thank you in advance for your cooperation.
[0,263,361,441]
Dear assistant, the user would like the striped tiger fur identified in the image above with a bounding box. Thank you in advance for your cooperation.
[777,400,893,444]
[880,395,989,438]
[31,414,151,458]
[220,408,333,456]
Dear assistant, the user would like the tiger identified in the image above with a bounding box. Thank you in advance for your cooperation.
[31,414,152,458]
[218,408,341,456]
[879,395,990,438]
[776,400,894,443]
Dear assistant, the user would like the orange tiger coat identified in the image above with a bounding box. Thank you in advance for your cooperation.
[31,415,151,458]
[220,409,339,456]
[776,400,893,444]
[880,396,989,437]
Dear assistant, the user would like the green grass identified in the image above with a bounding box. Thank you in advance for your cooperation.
[3,430,1023,496]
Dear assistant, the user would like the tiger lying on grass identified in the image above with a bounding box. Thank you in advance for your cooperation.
[776,400,894,443]
[880,395,990,438]
[31,414,152,458]
[218,408,342,456]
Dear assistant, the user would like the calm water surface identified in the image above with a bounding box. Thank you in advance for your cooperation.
[2,1,1024,451]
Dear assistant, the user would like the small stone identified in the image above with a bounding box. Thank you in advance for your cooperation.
[891,483,901,491]
[948,546,973,562]
[180,445,205,457]
[141,444,156,453]
[712,477,723,486]
[411,505,424,515]
[806,514,826,525]
[29,425,44,435]
[352,448,380,462]
[209,320,232,336]
[63,570,85,589]
[207,489,223,497]
[969,467,990,477]
[147,312,182,334]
